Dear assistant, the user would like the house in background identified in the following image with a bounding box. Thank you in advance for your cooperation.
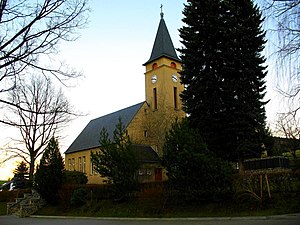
[64,11,185,184]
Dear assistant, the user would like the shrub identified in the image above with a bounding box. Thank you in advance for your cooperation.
[57,184,113,208]
[233,170,300,195]
[71,188,88,208]
[64,171,88,184]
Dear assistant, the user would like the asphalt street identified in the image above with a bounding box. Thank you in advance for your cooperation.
[0,214,300,225]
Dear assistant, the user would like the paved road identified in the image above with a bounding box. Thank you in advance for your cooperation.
[0,214,300,225]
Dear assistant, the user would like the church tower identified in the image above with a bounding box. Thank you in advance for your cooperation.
[141,10,185,154]
[143,10,185,119]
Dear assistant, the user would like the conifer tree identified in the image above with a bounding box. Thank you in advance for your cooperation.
[179,0,270,161]
[35,137,64,205]
[13,161,29,188]
[91,118,140,200]
[13,161,29,178]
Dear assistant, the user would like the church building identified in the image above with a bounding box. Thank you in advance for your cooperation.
[65,11,185,184]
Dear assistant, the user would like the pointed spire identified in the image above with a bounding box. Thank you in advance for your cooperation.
[143,8,180,65]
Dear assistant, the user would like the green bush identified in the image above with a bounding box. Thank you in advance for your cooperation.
[88,185,113,201]
[290,159,300,170]
[71,188,88,208]
[64,171,88,184]
[233,170,300,195]
[231,170,300,212]
[57,184,112,208]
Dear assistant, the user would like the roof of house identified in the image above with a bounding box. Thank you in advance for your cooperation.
[131,145,160,163]
[65,102,145,154]
[143,13,180,65]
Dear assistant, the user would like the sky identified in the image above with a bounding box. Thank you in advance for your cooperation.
[0,0,282,180]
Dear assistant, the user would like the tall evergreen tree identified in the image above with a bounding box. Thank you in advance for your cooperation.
[35,137,64,205]
[179,0,269,162]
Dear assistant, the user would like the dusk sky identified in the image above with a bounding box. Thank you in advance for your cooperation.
[0,0,282,180]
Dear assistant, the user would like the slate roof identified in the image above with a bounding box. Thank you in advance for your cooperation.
[131,145,160,163]
[65,102,145,154]
[143,13,180,65]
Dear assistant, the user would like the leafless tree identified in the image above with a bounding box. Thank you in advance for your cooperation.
[139,106,171,155]
[275,112,300,158]
[1,75,75,181]
[0,0,89,108]
[259,0,300,115]
[137,93,183,156]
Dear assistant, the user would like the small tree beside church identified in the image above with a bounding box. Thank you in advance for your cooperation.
[34,137,64,205]
[91,118,140,200]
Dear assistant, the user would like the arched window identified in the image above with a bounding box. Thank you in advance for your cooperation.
[171,62,176,68]
[152,63,158,69]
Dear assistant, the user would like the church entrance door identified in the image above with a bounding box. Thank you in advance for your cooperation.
[154,168,162,181]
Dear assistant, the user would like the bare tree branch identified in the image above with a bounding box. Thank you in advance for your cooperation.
[275,111,300,158]
[258,0,300,124]
[0,0,89,105]
[1,75,79,180]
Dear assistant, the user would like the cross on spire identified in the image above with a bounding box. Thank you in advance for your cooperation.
[160,4,164,18]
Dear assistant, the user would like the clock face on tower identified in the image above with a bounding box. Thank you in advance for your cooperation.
[151,75,157,84]
[172,74,178,83]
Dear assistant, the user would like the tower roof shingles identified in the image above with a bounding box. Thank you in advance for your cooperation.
[143,15,180,65]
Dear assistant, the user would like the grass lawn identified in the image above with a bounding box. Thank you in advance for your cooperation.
[36,193,300,218]
[0,181,7,186]
[0,190,298,218]
[0,181,8,216]
[0,202,7,216]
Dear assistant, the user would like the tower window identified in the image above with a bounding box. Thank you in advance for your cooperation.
[144,130,148,137]
[171,62,176,68]
[152,63,158,69]
[153,87,158,110]
[174,87,178,109]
